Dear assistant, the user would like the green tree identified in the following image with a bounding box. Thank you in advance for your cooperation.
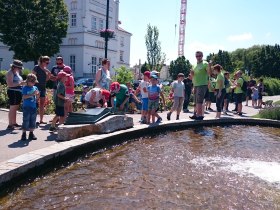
[207,50,233,72]
[0,0,68,63]
[113,66,134,84]
[145,24,165,71]
[140,62,150,74]
[169,56,192,80]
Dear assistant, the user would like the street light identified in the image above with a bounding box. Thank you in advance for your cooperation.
[105,0,109,59]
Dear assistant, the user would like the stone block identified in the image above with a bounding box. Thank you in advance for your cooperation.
[58,115,134,141]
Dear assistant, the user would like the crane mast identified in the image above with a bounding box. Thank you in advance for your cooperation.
[178,0,187,57]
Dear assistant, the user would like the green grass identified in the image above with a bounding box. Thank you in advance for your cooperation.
[273,100,280,106]
[256,107,280,120]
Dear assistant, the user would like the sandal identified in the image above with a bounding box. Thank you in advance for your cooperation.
[7,125,15,130]
[39,121,48,124]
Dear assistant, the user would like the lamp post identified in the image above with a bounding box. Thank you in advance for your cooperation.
[105,0,109,59]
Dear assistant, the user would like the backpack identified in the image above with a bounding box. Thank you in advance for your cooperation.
[241,78,248,92]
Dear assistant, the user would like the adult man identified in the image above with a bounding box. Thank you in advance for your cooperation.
[183,74,193,112]
[190,51,212,120]
[50,56,65,90]
[245,75,256,106]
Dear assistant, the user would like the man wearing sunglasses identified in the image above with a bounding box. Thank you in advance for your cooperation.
[50,56,65,90]
[190,51,212,120]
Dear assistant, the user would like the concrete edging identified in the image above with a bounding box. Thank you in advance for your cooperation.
[0,117,279,196]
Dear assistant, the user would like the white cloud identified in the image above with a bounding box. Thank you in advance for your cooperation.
[227,33,253,41]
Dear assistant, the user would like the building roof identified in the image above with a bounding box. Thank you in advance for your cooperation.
[117,26,132,36]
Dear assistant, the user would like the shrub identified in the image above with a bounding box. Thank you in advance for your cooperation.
[0,70,7,84]
[258,107,280,120]
[0,84,8,108]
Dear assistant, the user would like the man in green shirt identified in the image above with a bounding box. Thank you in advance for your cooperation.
[190,51,212,120]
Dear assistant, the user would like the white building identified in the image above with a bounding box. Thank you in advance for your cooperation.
[0,0,132,79]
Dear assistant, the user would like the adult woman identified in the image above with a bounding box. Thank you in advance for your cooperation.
[63,66,75,117]
[95,59,111,90]
[32,56,51,124]
[6,60,25,129]
[213,64,226,118]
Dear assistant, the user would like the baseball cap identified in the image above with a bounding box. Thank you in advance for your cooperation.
[144,71,151,78]
[57,71,70,79]
[151,74,158,79]
[110,82,120,92]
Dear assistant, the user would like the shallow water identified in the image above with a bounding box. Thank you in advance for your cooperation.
[1,126,280,209]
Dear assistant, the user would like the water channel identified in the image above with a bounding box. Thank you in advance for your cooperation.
[1,125,280,209]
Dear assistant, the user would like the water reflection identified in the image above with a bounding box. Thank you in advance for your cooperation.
[1,126,280,209]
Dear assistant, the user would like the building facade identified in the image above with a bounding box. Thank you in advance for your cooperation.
[0,0,132,79]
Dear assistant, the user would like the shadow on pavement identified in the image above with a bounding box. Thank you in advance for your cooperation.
[8,139,30,148]
[46,133,58,141]
[0,129,20,137]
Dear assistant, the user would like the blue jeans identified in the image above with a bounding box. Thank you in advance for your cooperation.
[22,106,37,130]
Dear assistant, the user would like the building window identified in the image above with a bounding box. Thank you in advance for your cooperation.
[68,38,77,45]
[120,37,124,46]
[99,18,104,30]
[70,55,76,72]
[91,57,97,73]
[95,40,104,49]
[99,58,103,67]
[71,1,77,10]
[120,51,124,62]
[91,16,97,31]
[71,13,77,27]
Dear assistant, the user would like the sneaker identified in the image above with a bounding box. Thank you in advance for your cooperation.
[176,116,179,120]
[189,115,197,120]
[167,112,171,121]
[232,109,237,112]
[28,132,37,140]
[13,123,21,127]
[140,119,147,124]
[238,112,242,116]
[208,107,214,111]
[156,117,162,123]
[7,125,15,130]
[49,126,56,132]
[21,133,27,141]
[195,116,204,120]
[223,111,227,115]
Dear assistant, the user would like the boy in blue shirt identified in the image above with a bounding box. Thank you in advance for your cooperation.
[21,74,40,141]
[147,74,161,124]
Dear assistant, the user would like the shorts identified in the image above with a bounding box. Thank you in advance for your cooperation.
[172,96,184,112]
[66,94,75,103]
[246,88,252,97]
[235,93,243,104]
[141,98,148,111]
[36,86,46,98]
[22,106,37,130]
[148,99,159,111]
[7,89,22,105]
[206,92,215,103]
[55,106,65,117]
[194,85,208,104]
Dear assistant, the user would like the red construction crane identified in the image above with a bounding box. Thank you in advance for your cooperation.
[178,0,187,57]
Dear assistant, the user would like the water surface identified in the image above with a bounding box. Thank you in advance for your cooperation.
[1,126,280,209]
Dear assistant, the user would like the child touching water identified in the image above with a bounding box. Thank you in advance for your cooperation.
[21,74,40,141]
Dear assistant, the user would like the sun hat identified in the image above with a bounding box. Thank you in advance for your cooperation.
[151,70,159,76]
[151,74,158,79]
[26,73,39,83]
[10,60,24,69]
[63,66,72,74]
[110,82,120,92]
[57,71,70,79]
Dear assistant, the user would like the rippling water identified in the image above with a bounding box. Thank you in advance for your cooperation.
[1,126,280,209]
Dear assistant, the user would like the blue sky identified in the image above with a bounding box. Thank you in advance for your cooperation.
[119,0,280,66]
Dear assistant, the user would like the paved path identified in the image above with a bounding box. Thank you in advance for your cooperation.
[0,95,279,163]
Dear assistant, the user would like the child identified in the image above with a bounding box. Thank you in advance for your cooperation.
[85,87,110,108]
[49,71,70,131]
[251,84,259,108]
[136,71,150,123]
[80,85,89,106]
[110,82,130,111]
[167,73,185,120]
[147,74,161,124]
[21,74,40,140]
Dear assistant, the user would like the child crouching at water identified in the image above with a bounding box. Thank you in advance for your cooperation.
[21,74,40,140]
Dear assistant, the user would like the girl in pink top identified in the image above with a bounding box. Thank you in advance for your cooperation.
[63,66,75,116]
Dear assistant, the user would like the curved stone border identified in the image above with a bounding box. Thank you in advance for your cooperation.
[0,118,279,197]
